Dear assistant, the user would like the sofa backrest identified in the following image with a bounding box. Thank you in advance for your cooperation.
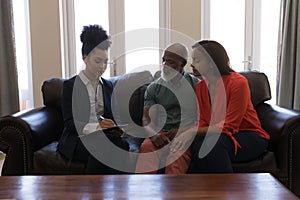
[41,70,270,126]
[41,78,65,111]
[239,70,271,107]
[41,71,154,125]
[153,70,271,108]
[108,71,153,125]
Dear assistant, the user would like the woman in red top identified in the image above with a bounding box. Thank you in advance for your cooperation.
[170,40,270,173]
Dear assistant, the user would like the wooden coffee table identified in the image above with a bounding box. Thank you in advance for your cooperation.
[0,173,298,199]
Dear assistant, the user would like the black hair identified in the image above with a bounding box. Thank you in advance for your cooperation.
[80,24,111,56]
[192,40,234,75]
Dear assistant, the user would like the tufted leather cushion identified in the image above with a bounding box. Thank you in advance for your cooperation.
[109,71,153,125]
[239,71,271,107]
[42,78,65,110]
[41,71,154,112]
[109,70,153,86]
[232,151,277,172]
[154,70,271,107]
[33,142,85,175]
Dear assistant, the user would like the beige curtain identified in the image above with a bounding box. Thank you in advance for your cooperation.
[277,0,300,110]
[0,0,19,116]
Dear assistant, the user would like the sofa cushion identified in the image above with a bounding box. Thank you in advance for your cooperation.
[33,142,85,175]
[108,70,153,86]
[42,78,65,110]
[33,139,144,175]
[154,70,271,107]
[231,151,277,172]
[41,71,154,113]
[109,71,153,125]
[187,151,277,173]
[239,71,271,107]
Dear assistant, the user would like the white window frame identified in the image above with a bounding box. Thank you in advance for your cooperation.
[23,0,34,108]
[108,0,125,76]
[201,0,262,71]
[201,0,280,105]
[200,0,210,40]
[159,0,171,52]
[60,0,170,77]
[59,0,76,78]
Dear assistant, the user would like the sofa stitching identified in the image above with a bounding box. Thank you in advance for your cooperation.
[0,124,31,175]
[288,124,300,190]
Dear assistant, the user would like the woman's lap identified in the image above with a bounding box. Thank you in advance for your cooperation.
[190,131,268,173]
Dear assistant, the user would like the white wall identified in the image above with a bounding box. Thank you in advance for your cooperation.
[29,0,62,107]
[170,0,201,41]
[170,0,201,72]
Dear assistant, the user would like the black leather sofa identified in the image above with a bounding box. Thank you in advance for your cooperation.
[0,70,300,197]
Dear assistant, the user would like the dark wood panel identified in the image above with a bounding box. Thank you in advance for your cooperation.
[0,173,298,199]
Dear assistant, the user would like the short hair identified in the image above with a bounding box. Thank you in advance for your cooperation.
[192,40,234,75]
[164,43,189,66]
[80,24,111,56]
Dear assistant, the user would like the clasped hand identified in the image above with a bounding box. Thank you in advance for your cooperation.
[170,128,196,153]
[150,128,178,148]
[150,128,196,152]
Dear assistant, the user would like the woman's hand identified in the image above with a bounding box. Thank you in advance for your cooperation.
[170,127,197,153]
[98,118,116,129]
[98,118,124,137]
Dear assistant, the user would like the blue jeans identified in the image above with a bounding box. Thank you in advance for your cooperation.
[189,130,268,173]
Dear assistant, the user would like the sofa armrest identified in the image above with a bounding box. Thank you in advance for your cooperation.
[256,103,300,196]
[13,107,64,151]
[0,107,63,175]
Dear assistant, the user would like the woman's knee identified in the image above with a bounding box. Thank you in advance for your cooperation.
[191,134,233,158]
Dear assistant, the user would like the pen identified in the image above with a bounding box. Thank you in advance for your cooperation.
[98,115,104,121]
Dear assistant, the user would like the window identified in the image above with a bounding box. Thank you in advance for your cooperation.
[202,0,281,104]
[124,0,160,74]
[61,0,168,78]
[73,0,110,77]
[12,0,33,110]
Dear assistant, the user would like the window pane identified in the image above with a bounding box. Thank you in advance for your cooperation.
[258,0,280,104]
[74,0,109,77]
[209,0,280,104]
[12,0,33,110]
[210,0,245,72]
[125,0,160,73]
